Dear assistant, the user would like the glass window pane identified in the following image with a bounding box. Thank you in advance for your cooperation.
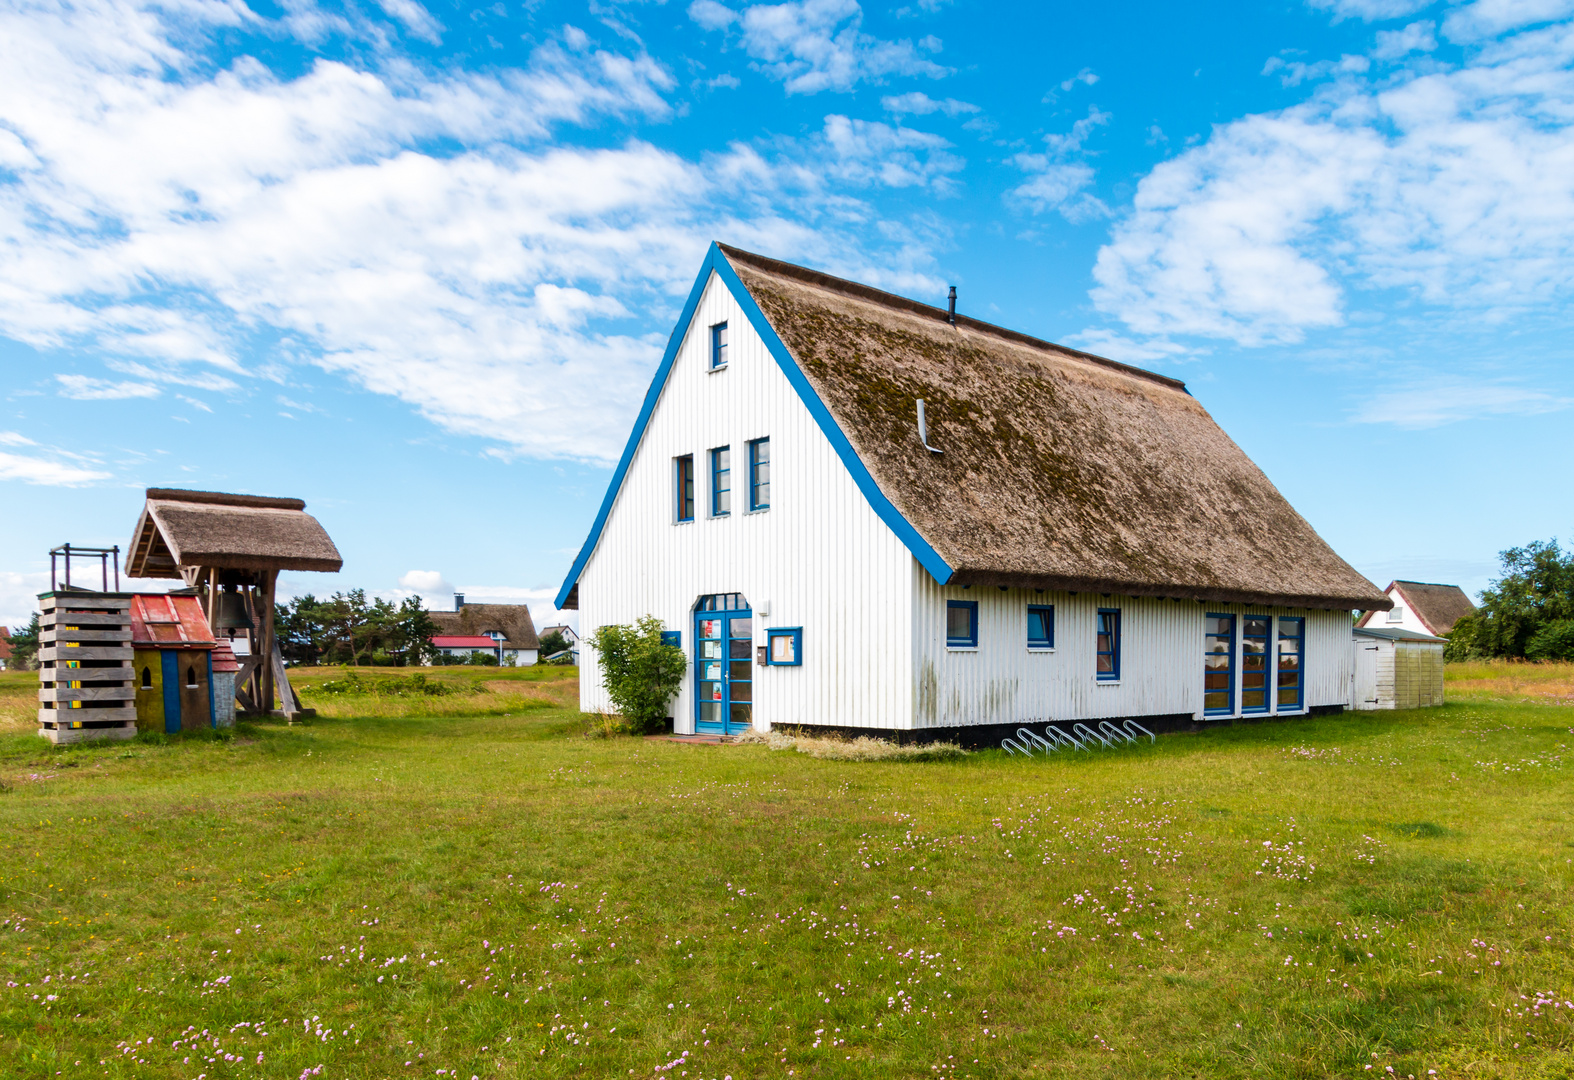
[1204,673,1231,690]
[1097,654,1114,674]
[770,634,796,664]
[1027,611,1046,642]
[729,702,751,726]
[1204,691,1229,709]
[1278,688,1301,707]
[701,680,722,701]
[730,618,752,638]
[1242,690,1266,709]
[700,701,721,725]
[1242,673,1266,690]
[702,661,721,680]
[947,606,971,639]
[700,619,720,638]
[729,678,752,702]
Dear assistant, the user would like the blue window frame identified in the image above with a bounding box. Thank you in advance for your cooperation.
[710,321,729,369]
[1204,613,1235,715]
[1096,608,1121,680]
[710,446,730,516]
[766,627,802,665]
[1027,604,1054,649]
[946,600,977,648]
[660,630,682,648]
[676,454,694,522]
[748,437,770,510]
[1241,615,1271,713]
[1277,617,1305,710]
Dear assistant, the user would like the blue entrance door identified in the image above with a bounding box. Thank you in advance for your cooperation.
[694,594,752,735]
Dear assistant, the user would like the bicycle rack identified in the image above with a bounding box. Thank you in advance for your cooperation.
[1001,719,1158,755]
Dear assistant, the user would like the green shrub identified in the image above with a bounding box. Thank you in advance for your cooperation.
[315,672,461,697]
[1525,619,1574,661]
[587,616,686,735]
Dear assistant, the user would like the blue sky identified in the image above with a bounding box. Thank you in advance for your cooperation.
[2,0,1571,632]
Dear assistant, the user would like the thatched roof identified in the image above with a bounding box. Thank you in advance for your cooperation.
[429,604,539,651]
[127,488,343,577]
[1357,580,1474,635]
[721,245,1387,611]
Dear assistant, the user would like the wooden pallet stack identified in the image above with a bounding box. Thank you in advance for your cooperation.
[37,591,138,744]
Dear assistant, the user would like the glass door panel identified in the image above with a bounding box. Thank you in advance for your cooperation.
[1241,616,1270,713]
[694,602,753,734]
[1204,614,1235,716]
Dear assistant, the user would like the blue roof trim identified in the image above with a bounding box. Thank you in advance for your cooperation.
[556,243,952,609]
[709,252,953,585]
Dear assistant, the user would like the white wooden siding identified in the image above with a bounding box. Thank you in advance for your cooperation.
[575,271,914,732]
[911,572,1352,728]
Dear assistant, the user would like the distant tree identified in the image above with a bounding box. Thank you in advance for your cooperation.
[1449,538,1574,660]
[8,612,40,670]
[276,594,330,666]
[385,597,440,667]
[588,616,686,734]
[538,630,570,658]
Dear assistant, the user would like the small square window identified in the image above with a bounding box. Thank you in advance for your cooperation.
[660,630,682,649]
[1027,604,1054,649]
[946,600,977,648]
[710,321,729,369]
[767,627,802,666]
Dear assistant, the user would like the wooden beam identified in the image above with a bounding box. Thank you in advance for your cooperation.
[259,570,277,714]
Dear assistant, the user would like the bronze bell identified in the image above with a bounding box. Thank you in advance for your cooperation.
[214,586,254,630]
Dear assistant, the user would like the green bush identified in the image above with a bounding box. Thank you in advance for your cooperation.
[1525,619,1574,661]
[315,672,460,697]
[587,616,687,735]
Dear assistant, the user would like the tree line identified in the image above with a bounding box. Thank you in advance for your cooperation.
[275,591,441,666]
[1446,538,1574,661]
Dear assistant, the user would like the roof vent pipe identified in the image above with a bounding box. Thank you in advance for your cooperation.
[947,285,956,325]
[916,399,942,455]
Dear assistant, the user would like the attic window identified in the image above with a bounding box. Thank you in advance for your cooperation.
[1386,606,1403,623]
[710,321,729,369]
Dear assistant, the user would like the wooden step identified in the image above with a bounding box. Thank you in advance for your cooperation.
[41,611,131,628]
[39,686,136,703]
[41,629,134,645]
[41,595,131,614]
[39,705,136,724]
[38,646,134,663]
[39,722,138,745]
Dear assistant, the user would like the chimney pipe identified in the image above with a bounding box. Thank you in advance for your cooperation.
[454,592,464,611]
[947,285,956,325]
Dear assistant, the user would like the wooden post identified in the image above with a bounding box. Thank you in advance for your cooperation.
[206,568,218,635]
[260,570,277,716]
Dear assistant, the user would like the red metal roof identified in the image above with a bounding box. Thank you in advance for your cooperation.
[431,635,499,649]
[210,638,240,672]
[130,593,216,650]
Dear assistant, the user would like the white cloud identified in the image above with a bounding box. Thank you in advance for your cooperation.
[1060,67,1099,92]
[0,449,112,485]
[1092,13,1574,346]
[55,375,160,400]
[0,431,37,446]
[688,0,949,93]
[375,0,443,43]
[0,569,49,634]
[1008,107,1111,221]
[399,569,453,598]
[1373,19,1439,57]
[1261,52,1371,87]
[0,0,949,465]
[1062,328,1192,365]
[1307,0,1433,21]
[1352,380,1574,427]
[879,91,978,116]
[1443,0,1574,40]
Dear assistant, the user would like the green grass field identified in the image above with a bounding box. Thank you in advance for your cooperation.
[0,664,1570,1079]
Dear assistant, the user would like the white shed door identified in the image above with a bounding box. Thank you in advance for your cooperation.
[1352,640,1380,710]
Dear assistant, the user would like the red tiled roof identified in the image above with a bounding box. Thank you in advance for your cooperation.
[210,638,240,673]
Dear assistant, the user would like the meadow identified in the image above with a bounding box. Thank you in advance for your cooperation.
[0,663,1569,1079]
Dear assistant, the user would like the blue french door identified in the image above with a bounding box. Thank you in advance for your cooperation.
[694,594,752,735]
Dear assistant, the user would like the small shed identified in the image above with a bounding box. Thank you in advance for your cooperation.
[1352,627,1446,711]
[130,593,217,734]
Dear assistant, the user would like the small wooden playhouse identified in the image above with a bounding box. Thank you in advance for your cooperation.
[130,593,219,733]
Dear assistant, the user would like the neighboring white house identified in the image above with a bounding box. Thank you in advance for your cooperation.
[537,624,580,664]
[1355,580,1475,638]
[427,598,539,666]
[1352,627,1446,710]
[556,244,1390,743]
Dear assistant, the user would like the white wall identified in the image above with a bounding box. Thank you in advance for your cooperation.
[911,573,1352,728]
[575,271,915,732]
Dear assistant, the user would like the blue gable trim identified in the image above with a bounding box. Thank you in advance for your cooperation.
[555,243,952,610]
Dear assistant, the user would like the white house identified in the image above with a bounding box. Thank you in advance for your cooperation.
[557,244,1390,743]
[427,599,539,666]
[1355,580,1475,638]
